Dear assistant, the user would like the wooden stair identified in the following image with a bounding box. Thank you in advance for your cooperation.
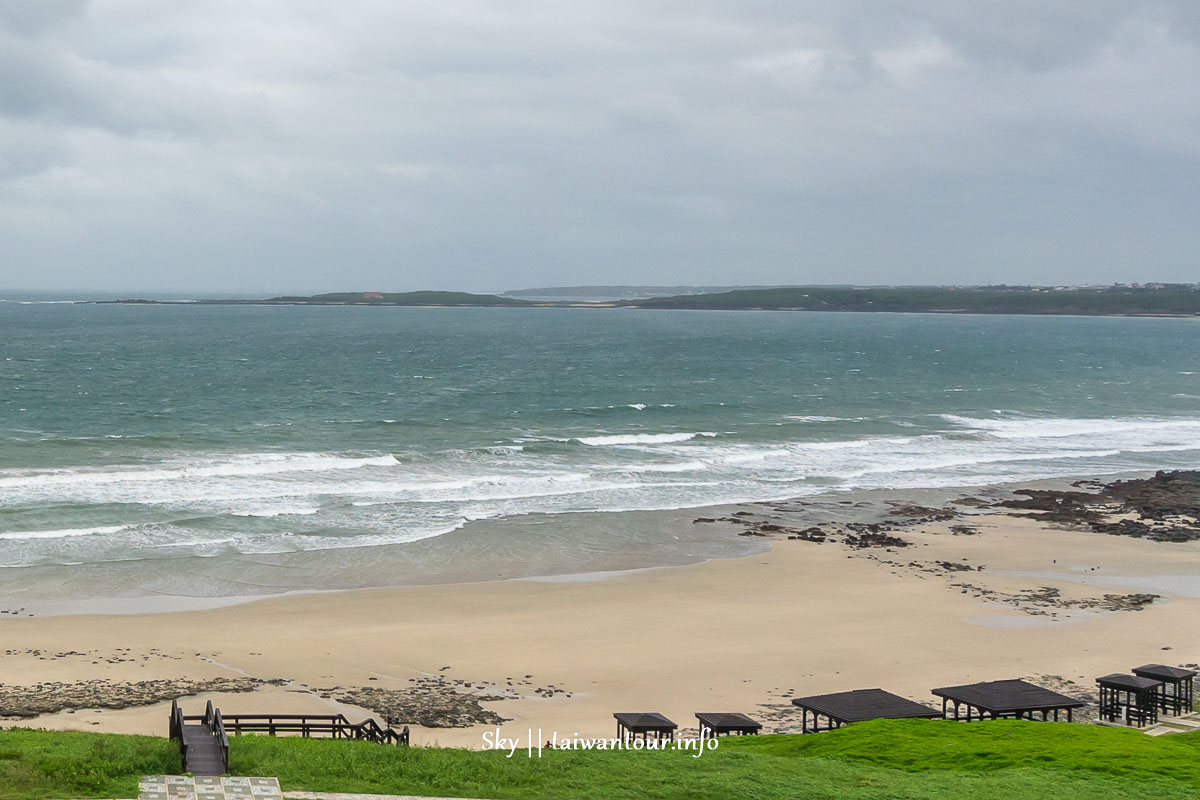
[180,721,226,775]
[170,700,229,776]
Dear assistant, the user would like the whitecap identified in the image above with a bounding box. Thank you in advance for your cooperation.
[939,414,1200,440]
[229,506,321,518]
[0,452,399,491]
[575,432,717,446]
[0,524,130,541]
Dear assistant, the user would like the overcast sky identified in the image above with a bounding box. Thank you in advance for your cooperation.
[1,1,1197,294]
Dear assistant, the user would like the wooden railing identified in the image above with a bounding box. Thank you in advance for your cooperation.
[169,699,187,766]
[169,699,230,774]
[170,701,408,774]
[205,701,231,773]
[216,712,409,745]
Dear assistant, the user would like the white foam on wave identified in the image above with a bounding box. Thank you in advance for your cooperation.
[0,452,399,491]
[230,505,322,518]
[576,432,716,446]
[142,537,238,551]
[599,460,709,474]
[231,520,473,555]
[9,413,1200,566]
[939,414,1200,440]
[0,524,129,541]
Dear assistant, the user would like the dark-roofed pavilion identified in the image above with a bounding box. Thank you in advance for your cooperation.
[613,713,676,742]
[1132,665,1195,716]
[1097,674,1161,727]
[791,689,941,733]
[931,679,1086,722]
[695,712,762,737]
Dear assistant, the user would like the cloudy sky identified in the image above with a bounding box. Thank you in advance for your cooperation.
[1,1,1197,293]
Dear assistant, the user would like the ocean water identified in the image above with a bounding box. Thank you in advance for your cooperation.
[2,301,1199,606]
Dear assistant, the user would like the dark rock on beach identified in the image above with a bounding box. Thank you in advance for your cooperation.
[999,470,1200,542]
[1100,593,1159,611]
[952,496,991,507]
[792,527,827,542]
[886,503,958,522]
[951,583,1159,615]
[0,677,283,718]
[719,511,913,548]
[330,681,510,728]
[844,529,911,549]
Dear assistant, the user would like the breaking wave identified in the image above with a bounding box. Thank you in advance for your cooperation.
[4,414,1200,567]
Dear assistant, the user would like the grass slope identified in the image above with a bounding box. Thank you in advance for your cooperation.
[0,729,177,798]
[2,720,1198,799]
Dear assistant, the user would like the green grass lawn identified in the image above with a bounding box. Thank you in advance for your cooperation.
[2,720,1199,799]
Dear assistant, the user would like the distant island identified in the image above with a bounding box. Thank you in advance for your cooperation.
[97,284,1200,317]
[103,291,533,307]
[626,285,1200,316]
[502,284,794,299]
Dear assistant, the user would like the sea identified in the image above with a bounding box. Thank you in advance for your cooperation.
[2,297,1199,611]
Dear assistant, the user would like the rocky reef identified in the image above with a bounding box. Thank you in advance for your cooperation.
[999,470,1200,542]
[0,677,282,718]
[324,682,510,728]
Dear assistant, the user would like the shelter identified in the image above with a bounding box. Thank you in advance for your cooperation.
[1097,673,1161,727]
[930,678,1086,722]
[1132,664,1196,716]
[695,712,762,737]
[791,688,941,733]
[613,712,677,742]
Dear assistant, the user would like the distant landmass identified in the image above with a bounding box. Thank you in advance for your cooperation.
[624,285,1200,316]
[102,291,532,307]
[97,284,1200,316]
[503,285,796,299]
[264,291,530,306]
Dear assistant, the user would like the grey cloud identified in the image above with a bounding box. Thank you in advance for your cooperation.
[0,26,274,145]
[1,0,1198,293]
[0,0,88,37]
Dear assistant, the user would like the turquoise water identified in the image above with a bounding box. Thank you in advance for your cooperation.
[2,302,1199,604]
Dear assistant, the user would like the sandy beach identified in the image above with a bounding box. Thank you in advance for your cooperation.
[3,479,1200,749]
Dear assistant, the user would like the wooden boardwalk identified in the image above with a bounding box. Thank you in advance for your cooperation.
[169,699,409,777]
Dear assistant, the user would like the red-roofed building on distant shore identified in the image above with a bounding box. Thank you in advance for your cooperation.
[362,291,384,300]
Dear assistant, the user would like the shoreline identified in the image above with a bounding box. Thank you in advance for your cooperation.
[2,470,1199,747]
[0,469,1171,618]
